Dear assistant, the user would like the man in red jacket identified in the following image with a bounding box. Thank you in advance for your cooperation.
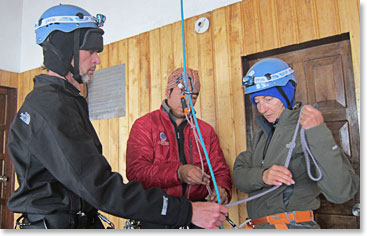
[126,68,232,229]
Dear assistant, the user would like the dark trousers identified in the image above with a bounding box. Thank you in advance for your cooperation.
[17,212,105,229]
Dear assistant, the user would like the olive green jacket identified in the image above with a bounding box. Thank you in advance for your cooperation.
[233,106,359,220]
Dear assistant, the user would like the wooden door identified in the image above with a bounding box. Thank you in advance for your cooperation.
[0,86,16,229]
[243,34,360,229]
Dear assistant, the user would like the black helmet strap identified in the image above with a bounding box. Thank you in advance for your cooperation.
[72,29,83,84]
[42,30,82,84]
[275,86,293,110]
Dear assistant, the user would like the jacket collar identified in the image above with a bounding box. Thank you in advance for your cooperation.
[255,104,302,136]
[34,74,81,96]
[277,106,302,126]
[160,99,189,127]
[160,99,175,123]
[161,99,171,114]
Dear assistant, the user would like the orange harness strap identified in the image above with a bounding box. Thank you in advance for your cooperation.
[248,210,314,229]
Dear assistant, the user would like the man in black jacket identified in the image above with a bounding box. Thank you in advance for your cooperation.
[7,4,227,229]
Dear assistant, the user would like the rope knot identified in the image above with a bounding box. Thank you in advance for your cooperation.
[286,142,296,149]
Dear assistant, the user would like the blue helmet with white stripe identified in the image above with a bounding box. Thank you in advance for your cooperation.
[242,58,297,94]
[243,58,298,109]
[35,4,105,45]
[34,4,106,83]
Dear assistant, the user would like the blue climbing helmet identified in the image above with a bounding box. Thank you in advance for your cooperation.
[242,58,297,109]
[35,4,106,83]
[35,4,105,45]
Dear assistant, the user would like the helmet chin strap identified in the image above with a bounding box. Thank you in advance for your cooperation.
[72,30,83,84]
[275,80,297,110]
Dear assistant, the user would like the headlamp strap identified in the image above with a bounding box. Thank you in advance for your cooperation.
[35,15,100,30]
[254,67,294,84]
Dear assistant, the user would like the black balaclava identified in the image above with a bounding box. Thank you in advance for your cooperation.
[42,28,104,82]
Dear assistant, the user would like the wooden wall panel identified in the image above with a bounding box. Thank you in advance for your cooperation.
[227,2,246,225]
[149,28,163,111]
[172,21,184,69]
[0,70,18,89]
[242,0,261,55]
[228,2,246,157]
[212,7,238,228]
[186,16,202,118]
[23,71,31,102]
[127,37,140,130]
[258,0,278,50]
[315,0,341,38]
[275,0,298,46]
[5,0,359,229]
[139,32,151,117]
[197,13,216,129]
[295,0,318,42]
[160,24,174,102]
[17,73,24,110]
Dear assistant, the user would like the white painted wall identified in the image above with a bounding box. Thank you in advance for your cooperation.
[0,0,23,73]
[0,0,241,73]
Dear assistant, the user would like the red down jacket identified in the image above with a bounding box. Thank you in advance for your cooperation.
[126,103,232,201]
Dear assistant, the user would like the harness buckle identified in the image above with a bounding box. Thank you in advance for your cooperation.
[285,211,297,224]
[286,142,296,149]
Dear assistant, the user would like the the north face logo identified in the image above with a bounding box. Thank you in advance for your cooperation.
[19,112,30,125]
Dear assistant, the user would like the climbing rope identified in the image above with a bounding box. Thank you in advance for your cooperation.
[179,0,221,205]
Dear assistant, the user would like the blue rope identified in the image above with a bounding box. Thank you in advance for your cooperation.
[179,0,222,206]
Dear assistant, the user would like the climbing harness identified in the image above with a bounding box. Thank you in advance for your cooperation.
[246,210,315,229]
[225,106,323,228]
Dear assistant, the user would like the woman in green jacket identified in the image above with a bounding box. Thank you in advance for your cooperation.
[233,58,359,229]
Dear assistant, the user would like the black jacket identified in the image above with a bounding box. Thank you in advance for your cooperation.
[7,74,192,227]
